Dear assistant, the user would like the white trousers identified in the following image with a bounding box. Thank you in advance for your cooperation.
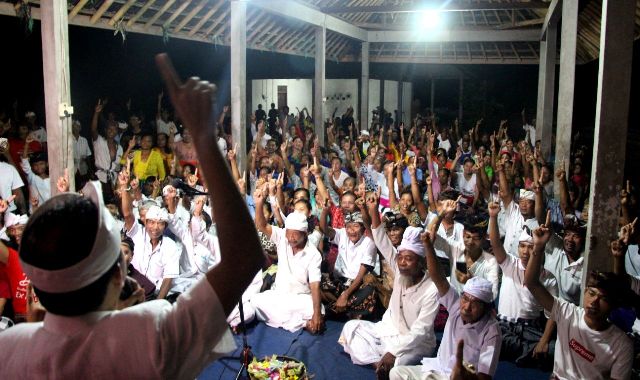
[252,290,314,332]
[390,366,447,380]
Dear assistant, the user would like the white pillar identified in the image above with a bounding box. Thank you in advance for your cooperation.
[230,0,247,170]
[536,22,557,163]
[41,0,74,194]
[553,0,578,198]
[582,0,636,299]
[314,25,326,145]
[360,42,369,130]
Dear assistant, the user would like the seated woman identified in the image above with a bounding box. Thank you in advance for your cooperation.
[319,208,378,319]
[125,132,166,182]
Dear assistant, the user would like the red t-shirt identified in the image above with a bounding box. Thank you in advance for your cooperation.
[0,248,28,315]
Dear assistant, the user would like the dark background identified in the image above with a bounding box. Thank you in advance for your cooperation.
[1,15,638,176]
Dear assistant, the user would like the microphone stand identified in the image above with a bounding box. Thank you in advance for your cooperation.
[234,300,253,380]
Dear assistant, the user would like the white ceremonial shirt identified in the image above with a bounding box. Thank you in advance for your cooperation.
[550,297,633,380]
[544,234,583,305]
[73,135,92,175]
[624,245,640,277]
[498,255,558,320]
[421,287,502,377]
[434,234,500,300]
[270,226,322,295]
[425,212,464,259]
[127,222,180,288]
[0,162,24,212]
[93,134,122,184]
[20,158,50,207]
[372,224,440,360]
[332,229,377,280]
[0,279,235,379]
[500,200,539,257]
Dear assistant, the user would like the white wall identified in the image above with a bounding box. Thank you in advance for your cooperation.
[368,79,380,128]
[402,82,413,124]
[324,79,358,123]
[384,80,399,117]
[251,79,312,116]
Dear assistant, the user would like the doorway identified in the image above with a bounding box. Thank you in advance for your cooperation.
[277,85,288,110]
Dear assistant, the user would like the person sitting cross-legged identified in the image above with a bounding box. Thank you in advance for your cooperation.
[252,183,324,334]
[525,217,634,380]
[339,190,439,379]
[390,222,502,380]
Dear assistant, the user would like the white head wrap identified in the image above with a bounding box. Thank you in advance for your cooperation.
[396,226,425,257]
[162,185,176,197]
[20,181,121,293]
[285,211,308,232]
[519,189,535,201]
[518,229,533,244]
[146,205,169,222]
[462,277,494,303]
[360,130,370,136]
[4,213,28,228]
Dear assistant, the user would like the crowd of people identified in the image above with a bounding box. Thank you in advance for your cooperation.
[0,56,639,379]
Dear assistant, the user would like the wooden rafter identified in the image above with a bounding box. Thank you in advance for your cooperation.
[69,0,91,20]
[90,0,114,24]
[108,0,136,26]
[188,1,224,36]
[319,1,549,14]
[127,0,157,27]
[162,1,191,30]
[174,0,208,34]
[144,0,175,30]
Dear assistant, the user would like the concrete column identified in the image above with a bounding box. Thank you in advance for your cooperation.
[582,0,636,301]
[458,74,464,122]
[553,0,578,199]
[313,25,326,145]
[536,22,557,163]
[230,0,247,170]
[360,42,369,130]
[41,0,75,194]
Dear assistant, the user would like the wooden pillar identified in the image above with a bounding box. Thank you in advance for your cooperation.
[536,22,558,163]
[313,25,326,145]
[553,0,578,199]
[360,42,369,130]
[41,0,74,194]
[458,74,464,122]
[230,0,247,170]
[582,0,636,299]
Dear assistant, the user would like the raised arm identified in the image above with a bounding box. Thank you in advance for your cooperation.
[524,212,554,313]
[253,183,272,237]
[408,157,428,221]
[91,99,103,141]
[497,161,513,208]
[319,200,336,240]
[555,165,572,216]
[157,54,264,315]
[488,202,507,264]
[422,232,450,296]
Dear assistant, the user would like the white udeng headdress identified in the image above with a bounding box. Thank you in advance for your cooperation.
[21,181,121,293]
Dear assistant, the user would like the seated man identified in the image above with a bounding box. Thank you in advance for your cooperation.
[341,191,439,379]
[525,218,634,380]
[120,172,180,300]
[488,202,557,368]
[391,224,502,380]
[319,209,377,318]
[0,54,265,377]
[253,185,324,334]
[431,211,499,300]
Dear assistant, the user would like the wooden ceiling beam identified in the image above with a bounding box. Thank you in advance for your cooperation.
[188,1,224,36]
[320,1,549,14]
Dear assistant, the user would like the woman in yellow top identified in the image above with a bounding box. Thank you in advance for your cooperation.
[128,132,166,181]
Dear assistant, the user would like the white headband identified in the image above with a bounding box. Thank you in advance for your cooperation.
[21,181,121,293]
[519,189,535,201]
[463,277,493,303]
[396,226,425,257]
[285,212,308,232]
[518,229,533,244]
[4,212,28,228]
[146,205,169,222]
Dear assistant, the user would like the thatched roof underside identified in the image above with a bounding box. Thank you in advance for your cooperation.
[1,0,639,65]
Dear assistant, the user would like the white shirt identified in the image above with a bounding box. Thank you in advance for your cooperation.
[332,229,377,280]
[127,222,180,288]
[167,213,218,278]
[500,200,539,257]
[270,226,322,295]
[93,134,122,183]
[29,127,47,143]
[330,170,350,189]
[20,158,50,208]
[73,135,92,175]
[437,137,451,152]
[434,234,500,300]
[372,224,440,359]
[456,173,477,204]
[0,162,24,212]
[425,212,464,259]
[0,279,236,379]
[421,287,502,377]
[624,244,640,277]
[544,234,583,305]
[550,297,633,380]
[498,255,558,320]
[156,118,176,136]
[217,137,227,156]
[523,123,536,147]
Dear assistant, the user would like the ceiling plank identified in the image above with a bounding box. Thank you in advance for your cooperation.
[320,1,549,14]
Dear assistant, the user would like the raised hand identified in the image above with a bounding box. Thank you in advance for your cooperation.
[280,140,288,156]
[187,168,199,187]
[0,195,16,214]
[487,201,500,218]
[366,188,381,210]
[95,98,104,114]
[532,210,552,247]
[441,198,458,214]
[227,143,237,162]
[56,168,70,193]
[118,170,130,189]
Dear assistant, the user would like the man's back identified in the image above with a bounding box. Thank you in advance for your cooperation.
[0,280,234,379]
